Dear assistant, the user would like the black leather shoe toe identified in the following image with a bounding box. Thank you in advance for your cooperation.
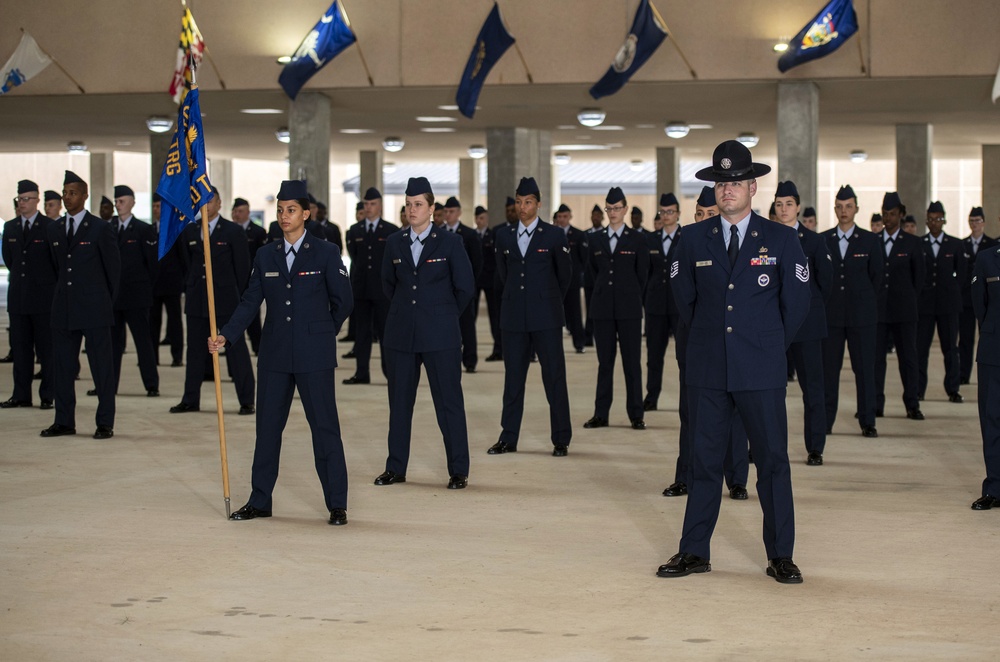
[0,398,33,408]
[86,389,97,396]
[487,440,516,455]
[948,392,964,403]
[656,553,711,578]
[729,484,749,500]
[447,475,468,489]
[583,416,608,429]
[329,508,348,525]
[169,402,199,413]
[552,445,568,457]
[230,504,272,520]
[971,495,1000,511]
[662,482,687,497]
[767,557,803,584]
[342,375,370,385]
[40,400,53,410]
[631,419,646,430]
[341,350,356,359]
[93,426,114,439]
[40,424,76,437]
[147,389,160,397]
[861,425,878,438]
[239,405,255,415]
[806,451,823,466]
[906,408,925,420]
[485,353,503,362]
[374,471,406,486]
[643,401,657,411]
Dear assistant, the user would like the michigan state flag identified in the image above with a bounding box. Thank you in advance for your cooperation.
[589,0,667,100]
[155,87,214,259]
[455,2,516,119]
[778,0,858,73]
[279,0,357,100]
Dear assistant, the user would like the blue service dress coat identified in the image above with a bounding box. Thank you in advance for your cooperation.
[971,244,1000,499]
[960,235,998,381]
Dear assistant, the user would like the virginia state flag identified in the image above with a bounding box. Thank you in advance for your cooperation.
[279,0,357,100]
[456,2,515,119]
[0,33,52,96]
[155,87,214,259]
[778,0,858,73]
[589,0,667,100]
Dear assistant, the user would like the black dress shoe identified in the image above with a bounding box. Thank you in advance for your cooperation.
[40,424,76,437]
[374,470,406,486]
[583,416,608,429]
[917,394,924,401]
[643,401,657,411]
[729,484,749,500]
[40,400,53,410]
[662,482,687,497]
[341,349,357,359]
[447,475,468,489]
[465,366,476,374]
[948,392,964,403]
[906,408,925,420]
[960,378,970,386]
[971,495,1000,511]
[875,409,884,417]
[487,439,516,455]
[767,557,803,584]
[631,419,646,430]
[0,353,12,363]
[159,338,171,346]
[656,552,711,578]
[239,405,255,415]
[342,375,370,385]
[169,402,199,413]
[33,371,42,379]
[147,389,160,397]
[93,426,114,439]
[229,504,272,520]
[575,347,586,354]
[86,389,97,396]
[170,360,183,367]
[825,426,833,435]
[861,425,878,438]
[806,451,823,466]
[329,508,348,525]
[0,398,33,408]
[552,445,568,457]
[485,353,503,362]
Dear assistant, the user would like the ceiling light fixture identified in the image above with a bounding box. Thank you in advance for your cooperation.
[416,116,457,123]
[629,160,644,172]
[419,127,455,133]
[383,162,397,174]
[382,137,405,152]
[590,125,625,131]
[664,122,690,139]
[551,144,613,151]
[736,132,759,148]
[467,145,487,159]
[553,152,571,166]
[339,128,374,134]
[850,150,868,163]
[239,108,284,115]
[773,42,789,52]
[67,141,87,153]
[275,127,291,144]
[577,108,606,127]
[276,55,292,64]
[145,116,173,134]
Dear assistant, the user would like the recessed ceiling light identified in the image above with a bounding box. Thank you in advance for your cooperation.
[665,122,689,139]
[551,144,613,151]
[145,116,173,134]
[382,137,404,152]
[577,108,606,127]
[239,108,284,115]
[437,105,459,111]
[339,128,374,134]
[689,124,714,130]
[736,132,759,148]
[420,127,456,133]
[635,123,657,129]
[67,141,88,153]
[467,145,487,159]
[553,153,571,166]
[116,141,132,146]
[590,125,625,131]
[416,116,457,123]
[275,127,291,144]
[629,160,644,172]
[276,55,292,64]
[556,125,577,130]
[383,162,397,174]
[773,42,789,53]
[850,150,868,163]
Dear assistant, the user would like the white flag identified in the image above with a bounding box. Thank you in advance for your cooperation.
[0,33,52,96]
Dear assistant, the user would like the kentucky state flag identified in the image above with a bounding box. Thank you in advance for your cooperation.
[589,0,667,100]
[279,0,357,100]
[778,0,858,73]
[455,2,516,119]
[155,87,214,259]
[0,33,52,96]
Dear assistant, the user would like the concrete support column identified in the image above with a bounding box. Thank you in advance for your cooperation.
[459,158,480,209]
[359,150,383,198]
[486,127,552,225]
[149,133,172,205]
[289,91,331,205]
[983,145,1000,238]
[210,158,233,211]
[656,146,680,200]
[89,152,113,214]
[896,123,933,234]
[777,82,819,213]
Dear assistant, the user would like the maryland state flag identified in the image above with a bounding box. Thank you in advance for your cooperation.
[155,87,214,259]
[168,7,206,104]
[778,0,858,73]
[279,0,357,100]
[455,2,515,119]
[589,0,667,100]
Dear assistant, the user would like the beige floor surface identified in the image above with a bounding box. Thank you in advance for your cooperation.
[1,320,998,661]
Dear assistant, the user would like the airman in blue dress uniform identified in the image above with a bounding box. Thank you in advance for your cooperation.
[657,141,810,584]
[643,192,681,412]
[959,207,996,384]
[552,203,588,354]
[970,242,1000,510]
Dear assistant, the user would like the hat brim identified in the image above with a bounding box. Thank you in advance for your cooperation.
[694,163,771,182]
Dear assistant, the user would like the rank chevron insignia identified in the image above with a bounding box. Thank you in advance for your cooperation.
[795,263,810,282]
[670,261,679,278]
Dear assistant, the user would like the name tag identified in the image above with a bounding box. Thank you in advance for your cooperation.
[265,271,279,277]
[594,250,603,256]
[750,257,777,266]
[189,241,197,246]
[988,276,1000,283]
[354,237,364,242]
[696,260,712,267]
[650,249,661,255]
[6,238,15,243]
[392,258,401,264]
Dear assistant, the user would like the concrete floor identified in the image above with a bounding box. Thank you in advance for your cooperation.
[1,320,997,661]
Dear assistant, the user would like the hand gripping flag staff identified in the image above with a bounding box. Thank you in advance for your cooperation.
[155,67,233,518]
[778,0,860,73]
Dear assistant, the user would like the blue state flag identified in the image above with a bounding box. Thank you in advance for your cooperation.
[589,0,667,100]
[279,0,357,100]
[456,2,516,119]
[778,0,858,73]
[155,87,214,259]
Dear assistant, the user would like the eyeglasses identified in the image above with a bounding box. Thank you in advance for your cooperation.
[604,205,625,213]
[969,217,985,223]
[16,196,39,203]
[660,209,679,215]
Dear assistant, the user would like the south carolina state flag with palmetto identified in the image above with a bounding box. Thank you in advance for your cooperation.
[778,0,858,73]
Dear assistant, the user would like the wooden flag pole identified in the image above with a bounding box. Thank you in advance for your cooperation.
[339,0,375,86]
[648,3,698,79]
[20,28,85,94]
[855,32,867,75]
[512,42,534,84]
[202,45,228,90]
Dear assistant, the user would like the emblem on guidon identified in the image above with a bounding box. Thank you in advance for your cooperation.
[795,263,810,282]
[670,261,679,278]
[721,158,732,170]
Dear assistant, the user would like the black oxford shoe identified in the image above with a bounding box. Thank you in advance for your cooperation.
[662,482,687,497]
[631,419,646,430]
[906,408,925,420]
[656,553,711,578]
[329,508,348,525]
[86,389,97,396]
[93,426,114,439]
[0,398,32,408]
[465,366,477,374]
[341,349,357,359]
[575,347,586,354]
[552,445,568,457]
[861,425,878,438]
[971,495,1000,511]
[729,484,749,500]
[342,375,370,385]
[643,401,657,411]
[583,416,608,429]
[374,470,406,486]
[230,504,271,520]
[806,452,823,466]
[487,439,516,455]
[239,405,255,415]
[169,402,199,413]
[447,475,468,490]
[485,353,503,362]
[40,424,76,437]
[40,400,53,410]
[147,389,160,397]
[948,392,964,403]
[767,557,803,584]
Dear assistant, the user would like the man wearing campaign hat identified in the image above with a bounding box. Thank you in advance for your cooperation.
[343,187,399,385]
[375,177,474,489]
[970,237,1000,510]
[232,197,267,355]
[1,179,57,410]
[213,180,354,525]
[773,181,834,465]
[657,140,810,584]
[875,191,926,420]
[104,184,159,398]
[474,205,503,362]
[43,190,62,220]
[488,177,574,457]
[443,196,483,373]
[40,171,121,439]
[584,186,649,431]
[149,192,188,367]
[959,207,997,384]
[552,203,588,353]
[916,201,966,403]
[821,185,883,440]
[643,192,681,411]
